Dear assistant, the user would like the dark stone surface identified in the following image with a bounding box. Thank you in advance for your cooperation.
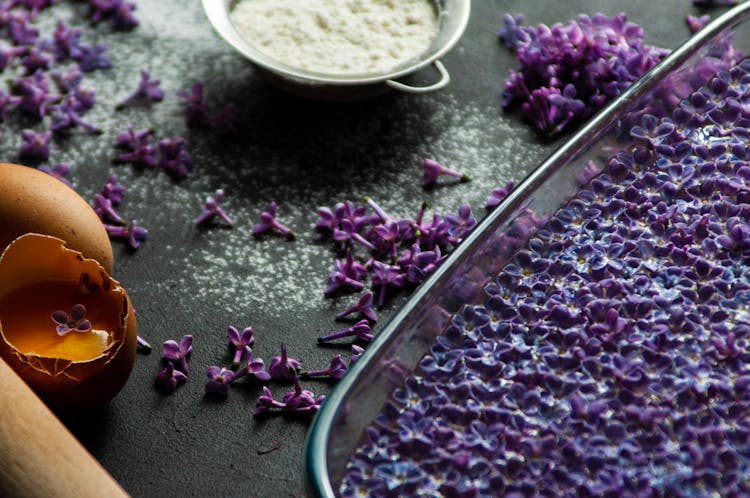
[2,1,729,497]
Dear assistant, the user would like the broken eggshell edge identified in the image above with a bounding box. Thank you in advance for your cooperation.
[0,233,137,410]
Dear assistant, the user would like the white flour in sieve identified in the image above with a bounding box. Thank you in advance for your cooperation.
[229,0,439,75]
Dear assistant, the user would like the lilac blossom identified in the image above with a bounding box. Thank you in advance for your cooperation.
[325,250,368,296]
[105,220,148,249]
[100,175,126,204]
[116,70,164,109]
[204,366,235,396]
[50,304,91,336]
[267,343,301,380]
[158,136,192,178]
[300,354,347,380]
[485,181,515,209]
[177,82,211,127]
[498,13,523,50]
[19,129,51,161]
[13,73,57,119]
[337,291,377,322]
[196,189,233,226]
[38,162,71,187]
[318,319,373,344]
[686,14,710,33]
[75,43,111,72]
[252,201,295,239]
[238,346,271,381]
[227,325,254,367]
[154,361,186,394]
[110,1,138,31]
[371,261,405,307]
[93,193,125,224]
[162,334,193,374]
[115,126,157,168]
[253,372,326,416]
[422,158,471,187]
[350,345,365,364]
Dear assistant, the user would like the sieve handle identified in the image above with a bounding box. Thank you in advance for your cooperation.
[385,60,451,94]
[0,358,129,498]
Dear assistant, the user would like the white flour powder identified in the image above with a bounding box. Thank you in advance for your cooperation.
[229,0,439,75]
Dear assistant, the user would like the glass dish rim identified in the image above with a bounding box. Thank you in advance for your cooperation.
[303,3,750,496]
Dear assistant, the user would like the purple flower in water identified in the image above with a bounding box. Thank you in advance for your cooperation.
[100,175,126,204]
[162,334,193,374]
[38,163,71,187]
[686,15,711,33]
[116,70,164,109]
[106,220,148,249]
[325,250,368,296]
[158,136,192,178]
[196,189,233,226]
[204,366,235,396]
[318,319,373,344]
[486,181,515,209]
[227,325,254,367]
[268,343,301,380]
[498,13,523,50]
[154,361,187,394]
[301,354,348,380]
[337,291,377,322]
[93,193,125,224]
[422,158,471,187]
[372,260,405,307]
[19,129,52,161]
[252,201,295,239]
[50,304,91,336]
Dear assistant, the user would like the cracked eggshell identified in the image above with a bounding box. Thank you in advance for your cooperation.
[0,162,114,273]
[0,234,137,410]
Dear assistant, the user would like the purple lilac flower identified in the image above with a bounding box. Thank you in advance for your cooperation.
[100,175,126,204]
[76,43,111,72]
[686,14,711,33]
[158,136,192,178]
[38,162,71,187]
[253,372,326,416]
[498,13,523,50]
[110,1,138,31]
[300,354,347,380]
[178,83,211,127]
[0,90,21,121]
[49,96,101,135]
[196,189,233,226]
[325,250,368,296]
[93,193,124,224]
[267,343,301,380]
[154,361,186,394]
[252,201,295,239]
[52,66,84,92]
[50,304,91,336]
[318,319,373,344]
[115,126,157,168]
[162,334,193,374]
[350,345,364,364]
[204,366,235,396]
[52,21,83,60]
[422,158,471,187]
[19,129,51,161]
[337,291,377,322]
[239,346,272,381]
[20,47,50,75]
[485,181,515,209]
[253,386,285,415]
[116,70,164,109]
[105,220,148,249]
[227,325,254,367]
[13,73,58,119]
[371,261,405,307]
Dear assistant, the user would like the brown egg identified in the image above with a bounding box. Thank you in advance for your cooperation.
[0,234,137,410]
[0,162,114,273]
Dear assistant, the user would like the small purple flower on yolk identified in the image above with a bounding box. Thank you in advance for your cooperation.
[252,201,296,240]
[162,334,193,374]
[50,304,91,336]
[422,158,471,188]
[268,343,301,380]
[196,189,234,226]
[116,70,164,109]
[154,361,187,394]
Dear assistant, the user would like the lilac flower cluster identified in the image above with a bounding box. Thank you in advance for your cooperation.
[341,60,750,497]
[114,126,192,179]
[92,175,148,249]
[317,195,477,313]
[501,13,668,139]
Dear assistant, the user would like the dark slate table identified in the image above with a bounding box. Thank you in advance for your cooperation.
[11,0,728,496]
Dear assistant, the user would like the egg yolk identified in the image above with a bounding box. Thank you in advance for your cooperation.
[0,280,115,362]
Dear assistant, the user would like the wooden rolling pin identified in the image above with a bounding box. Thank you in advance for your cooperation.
[0,358,128,497]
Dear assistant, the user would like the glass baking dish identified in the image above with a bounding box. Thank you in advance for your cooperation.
[304,3,750,496]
